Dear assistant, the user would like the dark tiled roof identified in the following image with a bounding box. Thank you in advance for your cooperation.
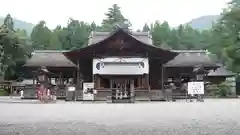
[208,64,235,77]
[64,28,178,64]
[24,50,76,67]
[164,50,218,68]
[88,31,152,45]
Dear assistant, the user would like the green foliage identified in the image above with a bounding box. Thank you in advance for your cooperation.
[149,21,211,50]
[61,19,92,49]
[0,14,31,79]
[229,0,240,8]
[31,20,52,49]
[101,4,131,31]
[208,0,240,73]
[0,17,34,36]
[151,21,171,47]
[0,89,8,96]
[27,3,222,55]
[16,1,240,76]
[142,23,150,32]
[213,83,232,97]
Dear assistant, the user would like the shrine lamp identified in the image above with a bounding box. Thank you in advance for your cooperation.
[193,65,208,81]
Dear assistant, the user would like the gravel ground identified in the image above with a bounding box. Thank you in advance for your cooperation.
[0,99,240,135]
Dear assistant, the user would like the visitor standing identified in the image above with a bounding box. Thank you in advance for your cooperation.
[20,89,24,99]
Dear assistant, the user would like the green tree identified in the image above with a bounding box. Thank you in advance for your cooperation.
[167,28,180,49]
[178,25,200,49]
[0,14,31,79]
[4,14,14,31]
[142,23,150,32]
[150,21,172,48]
[60,18,91,49]
[48,25,63,50]
[212,0,240,73]
[101,4,132,31]
[150,21,163,46]
[229,0,240,8]
[30,20,52,49]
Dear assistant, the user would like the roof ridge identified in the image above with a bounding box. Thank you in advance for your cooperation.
[33,50,69,53]
[87,30,153,46]
[92,31,149,35]
[171,50,207,53]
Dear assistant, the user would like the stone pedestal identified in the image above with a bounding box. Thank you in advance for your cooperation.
[106,96,112,103]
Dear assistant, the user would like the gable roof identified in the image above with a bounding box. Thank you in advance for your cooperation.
[24,50,76,68]
[65,28,178,63]
[208,64,235,77]
[88,31,152,45]
[164,50,218,68]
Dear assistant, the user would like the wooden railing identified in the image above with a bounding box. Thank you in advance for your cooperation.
[134,89,150,101]
[94,88,111,101]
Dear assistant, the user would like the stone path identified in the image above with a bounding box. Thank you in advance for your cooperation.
[0,99,240,134]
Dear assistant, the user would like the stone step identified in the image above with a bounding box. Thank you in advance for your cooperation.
[112,99,132,103]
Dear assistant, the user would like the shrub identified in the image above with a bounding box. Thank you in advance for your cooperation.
[0,90,9,96]
[214,82,231,97]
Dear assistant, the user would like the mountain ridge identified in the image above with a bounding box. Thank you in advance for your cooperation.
[0,17,35,35]
[186,15,220,29]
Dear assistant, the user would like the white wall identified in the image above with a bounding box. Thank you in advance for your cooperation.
[93,57,149,75]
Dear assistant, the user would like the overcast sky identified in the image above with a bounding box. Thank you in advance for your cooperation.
[0,0,230,30]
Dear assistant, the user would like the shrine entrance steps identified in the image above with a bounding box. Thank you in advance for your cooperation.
[112,99,133,103]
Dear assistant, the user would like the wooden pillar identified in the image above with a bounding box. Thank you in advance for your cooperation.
[10,82,13,97]
[73,70,75,82]
[74,70,77,85]
[76,59,80,89]
[96,75,100,88]
[142,75,145,88]
[130,79,134,101]
[33,73,37,85]
[33,77,35,85]
[137,76,141,88]
[161,66,164,90]
[145,74,149,90]
[93,74,97,88]
[140,76,143,88]
[110,79,113,89]
[60,72,63,85]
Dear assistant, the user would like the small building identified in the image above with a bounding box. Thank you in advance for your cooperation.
[23,27,229,102]
[207,65,236,96]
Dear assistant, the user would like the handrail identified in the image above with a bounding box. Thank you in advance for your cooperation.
[134,89,149,92]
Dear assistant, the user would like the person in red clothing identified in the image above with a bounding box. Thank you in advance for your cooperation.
[37,84,44,102]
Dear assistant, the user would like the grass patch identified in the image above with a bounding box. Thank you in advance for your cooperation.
[0,89,9,96]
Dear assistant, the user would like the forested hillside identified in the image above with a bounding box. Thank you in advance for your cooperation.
[0,17,34,35]
[186,15,220,30]
[0,1,240,80]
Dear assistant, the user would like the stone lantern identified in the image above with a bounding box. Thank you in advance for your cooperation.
[35,66,54,102]
[36,66,51,85]
[193,65,208,102]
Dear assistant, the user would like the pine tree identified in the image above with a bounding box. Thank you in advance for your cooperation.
[101,4,131,31]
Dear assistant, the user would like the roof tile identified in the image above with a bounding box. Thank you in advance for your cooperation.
[24,50,76,67]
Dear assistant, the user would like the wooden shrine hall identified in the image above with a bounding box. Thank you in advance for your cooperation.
[23,27,220,102]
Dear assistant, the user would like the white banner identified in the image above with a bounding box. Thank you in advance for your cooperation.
[93,57,149,75]
[187,82,204,95]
